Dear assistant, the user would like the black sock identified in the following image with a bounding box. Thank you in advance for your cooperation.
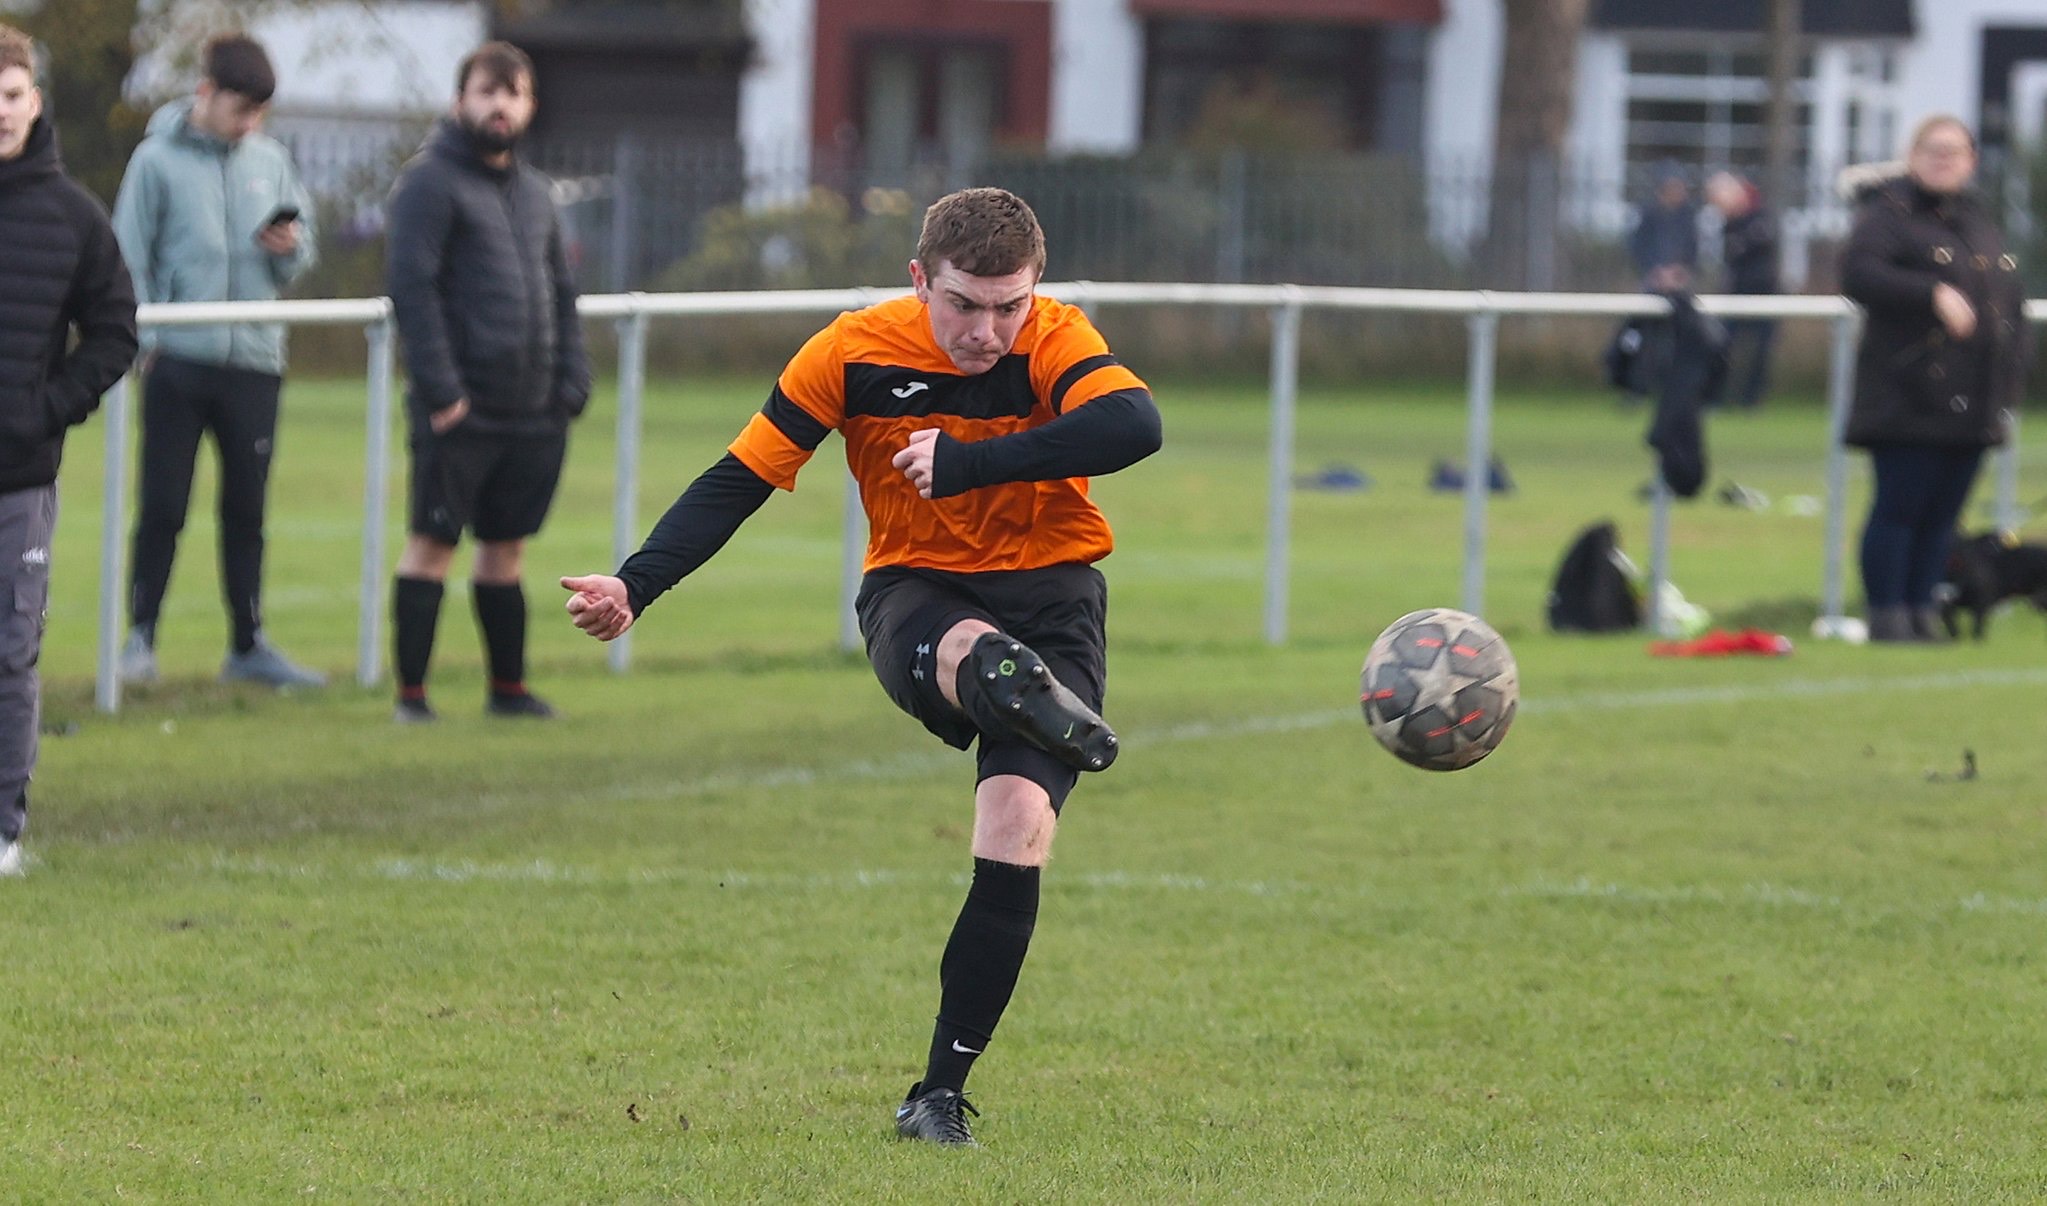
[923,858,1040,1093]
[392,576,444,695]
[472,580,528,696]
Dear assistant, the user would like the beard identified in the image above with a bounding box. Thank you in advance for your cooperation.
[460,113,523,154]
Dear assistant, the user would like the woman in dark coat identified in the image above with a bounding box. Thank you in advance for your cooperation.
[1841,115,2028,642]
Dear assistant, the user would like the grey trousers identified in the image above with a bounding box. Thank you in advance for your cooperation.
[0,484,55,843]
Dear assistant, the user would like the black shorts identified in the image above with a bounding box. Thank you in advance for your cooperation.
[408,427,567,545]
[856,562,1108,811]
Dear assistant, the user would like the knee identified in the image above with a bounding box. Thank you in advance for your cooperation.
[935,618,997,681]
[218,491,266,529]
[135,496,187,533]
[934,618,998,709]
[397,536,456,581]
[972,775,1057,866]
[473,541,524,584]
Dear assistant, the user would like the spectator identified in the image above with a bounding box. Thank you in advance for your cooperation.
[1705,171,1780,409]
[0,24,140,874]
[1631,164,1699,293]
[112,33,323,688]
[1841,116,2029,642]
[384,41,590,722]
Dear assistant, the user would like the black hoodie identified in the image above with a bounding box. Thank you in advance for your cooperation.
[384,118,591,434]
[0,118,139,492]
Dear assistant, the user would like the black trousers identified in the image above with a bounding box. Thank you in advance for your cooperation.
[1860,443,1986,610]
[1714,318,1776,410]
[129,356,283,651]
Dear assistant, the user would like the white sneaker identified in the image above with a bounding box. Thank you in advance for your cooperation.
[0,841,24,877]
[119,630,158,685]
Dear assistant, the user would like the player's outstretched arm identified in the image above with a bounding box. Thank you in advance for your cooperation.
[561,574,634,642]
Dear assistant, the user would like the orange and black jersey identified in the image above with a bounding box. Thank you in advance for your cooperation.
[616,294,1161,615]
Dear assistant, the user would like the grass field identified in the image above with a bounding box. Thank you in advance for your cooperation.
[12,370,2047,1201]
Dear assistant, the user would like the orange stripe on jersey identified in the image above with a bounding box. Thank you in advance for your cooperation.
[728,292,1148,574]
[728,411,811,491]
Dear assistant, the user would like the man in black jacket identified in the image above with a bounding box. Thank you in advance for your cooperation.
[0,25,140,874]
[384,41,590,723]
[1705,171,1779,409]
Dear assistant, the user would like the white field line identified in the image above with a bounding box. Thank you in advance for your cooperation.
[566,665,2047,807]
[194,853,2047,923]
[175,666,2047,910]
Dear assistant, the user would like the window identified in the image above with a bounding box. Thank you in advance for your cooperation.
[857,38,1005,179]
[1621,40,1813,186]
[1142,18,1383,150]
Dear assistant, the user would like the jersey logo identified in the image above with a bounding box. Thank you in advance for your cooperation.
[891,381,930,399]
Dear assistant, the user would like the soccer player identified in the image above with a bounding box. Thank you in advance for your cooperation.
[385,42,591,722]
[0,23,140,874]
[112,33,324,688]
[562,188,1162,1145]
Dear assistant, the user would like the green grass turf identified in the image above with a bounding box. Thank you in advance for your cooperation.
[10,372,2047,1201]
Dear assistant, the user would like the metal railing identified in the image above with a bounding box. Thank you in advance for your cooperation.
[95,285,2046,713]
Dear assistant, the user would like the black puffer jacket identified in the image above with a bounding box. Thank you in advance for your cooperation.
[1720,207,1779,295]
[1841,177,2027,450]
[0,120,138,493]
[385,119,590,434]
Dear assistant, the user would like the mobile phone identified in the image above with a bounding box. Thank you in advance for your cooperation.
[265,206,301,228]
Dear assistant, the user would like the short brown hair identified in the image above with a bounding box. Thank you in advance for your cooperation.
[916,188,1046,278]
[457,41,534,95]
[204,34,275,103]
[0,24,35,79]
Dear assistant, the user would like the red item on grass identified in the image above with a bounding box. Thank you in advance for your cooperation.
[1647,628,1794,657]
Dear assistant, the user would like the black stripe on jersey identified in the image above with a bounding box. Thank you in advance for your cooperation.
[844,355,1036,420]
[1048,354,1120,414]
[762,385,831,449]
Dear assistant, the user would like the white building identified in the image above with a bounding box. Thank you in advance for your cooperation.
[735,0,2042,269]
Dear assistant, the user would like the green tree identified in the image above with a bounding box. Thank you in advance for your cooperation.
[17,0,146,205]
[1488,0,1590,288]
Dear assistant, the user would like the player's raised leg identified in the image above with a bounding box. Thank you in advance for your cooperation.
[936,619,1118,773]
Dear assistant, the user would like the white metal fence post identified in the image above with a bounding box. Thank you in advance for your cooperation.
[838,288,883,653]
[1263,293,1303,646]
[1645,475,1672,634]
[1461,302,1500,617]
[356,312,396,687]
[94,374,133,715]
[610,303,649,673]
[839,468,865,653]
[1995,410,2023,530]
[1819,309,1861,623]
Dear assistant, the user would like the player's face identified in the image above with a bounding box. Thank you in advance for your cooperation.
[911,258,1037,376]
[456,71,536,152]
[0,66,43,162]
[192,81,269,144]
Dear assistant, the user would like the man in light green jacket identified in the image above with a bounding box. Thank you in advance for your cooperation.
[112,33,323,689]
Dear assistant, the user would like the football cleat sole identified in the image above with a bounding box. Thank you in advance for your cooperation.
[967,635,1118,772]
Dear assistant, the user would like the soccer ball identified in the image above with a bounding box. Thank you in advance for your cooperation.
[1359,608,1518,771]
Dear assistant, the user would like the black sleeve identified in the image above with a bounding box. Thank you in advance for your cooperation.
[1840,204,1938,320]
[40,205,139,437]
[384,165,465,414]
[615,452,777,616]
[927,387,1162,500]
[548,214,592,418]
